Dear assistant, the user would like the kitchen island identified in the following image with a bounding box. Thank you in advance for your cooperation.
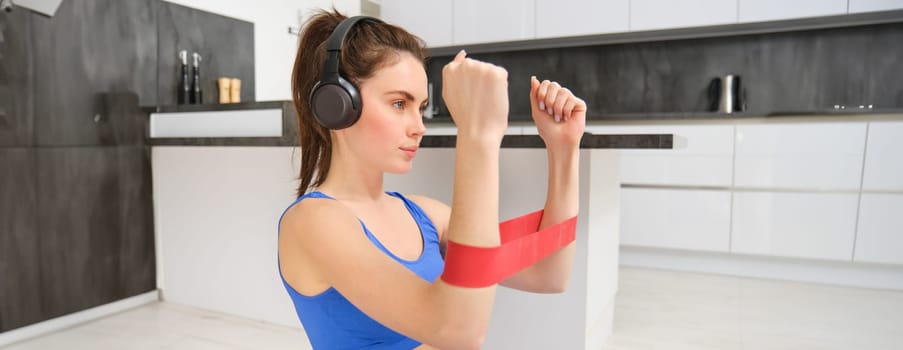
[147,101,673,349]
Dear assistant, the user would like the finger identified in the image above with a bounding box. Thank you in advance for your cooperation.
[529,76,541,109]
[537,80,551,112]
[562,97,578,122]
[573,97,587,115]
[453,49,467,63]
[553,88,571,122]
[544,82,561,119]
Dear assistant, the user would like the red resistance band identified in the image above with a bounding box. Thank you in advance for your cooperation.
[440,210,577,288]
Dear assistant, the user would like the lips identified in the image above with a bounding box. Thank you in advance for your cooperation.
[400,145,418,158]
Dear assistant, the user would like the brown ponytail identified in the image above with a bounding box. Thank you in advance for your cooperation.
[291,9,428,197]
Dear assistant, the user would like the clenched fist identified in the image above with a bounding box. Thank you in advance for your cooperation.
[530,76,587,152]
[442,50,509,144]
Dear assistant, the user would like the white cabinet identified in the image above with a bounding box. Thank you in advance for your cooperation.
[738,0,848,23]
[862,121,903,191]
[849,0,903,13]
[453,0,535,45]
[621,188,731,252]
[535,0,629,38]
[734,122,867,190]
[731,192,859,261]
[854,194,903,265]
[380,0,453,47]
[629,0,738,31]
[385,0,903,47]
[587,124,734,186]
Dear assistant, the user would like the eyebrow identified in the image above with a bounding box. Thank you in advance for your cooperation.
[384,90,429,105]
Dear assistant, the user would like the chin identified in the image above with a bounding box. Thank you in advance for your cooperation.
[385,162,414,174]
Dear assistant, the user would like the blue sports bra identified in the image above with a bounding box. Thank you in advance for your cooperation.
[277,191,445,349]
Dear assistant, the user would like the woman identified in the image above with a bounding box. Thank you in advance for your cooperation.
[278,9,587,350]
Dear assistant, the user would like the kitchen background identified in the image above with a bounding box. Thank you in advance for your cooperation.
[1,0,903,349]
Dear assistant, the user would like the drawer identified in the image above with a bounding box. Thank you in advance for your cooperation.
[734,122,867,189]
[149,109,282,138]
[731,191,859,261]
[587,124,734,186]
[621,187,731,252]
[862,121,903,191]
[854,193,903,265]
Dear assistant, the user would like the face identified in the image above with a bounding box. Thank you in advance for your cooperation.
[334,52,428,174]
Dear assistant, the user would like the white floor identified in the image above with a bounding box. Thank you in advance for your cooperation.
[4,267,903,350]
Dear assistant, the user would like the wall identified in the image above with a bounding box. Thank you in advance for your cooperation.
[161,0,361,101]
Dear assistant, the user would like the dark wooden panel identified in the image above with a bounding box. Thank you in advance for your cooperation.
[31,0,157,146]
[157,2,255,106]
[0,148,42,332]
[35,146,155,319]
[0,10,35,147]
[426,22,903,119]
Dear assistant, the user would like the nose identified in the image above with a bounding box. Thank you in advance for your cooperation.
[408,111,426,138]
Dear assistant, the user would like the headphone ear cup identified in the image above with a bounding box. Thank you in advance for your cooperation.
[309,75,362,130]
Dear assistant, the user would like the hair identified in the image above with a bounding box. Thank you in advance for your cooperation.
[291,9,428,197]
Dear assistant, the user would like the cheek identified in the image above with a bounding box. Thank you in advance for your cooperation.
[355,104,401,148]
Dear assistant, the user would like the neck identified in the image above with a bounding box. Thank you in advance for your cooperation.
[317,144,385,203]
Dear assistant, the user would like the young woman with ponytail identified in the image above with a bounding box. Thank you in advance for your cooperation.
[277,9,587,349]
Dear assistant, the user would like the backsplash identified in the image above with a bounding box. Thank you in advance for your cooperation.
[157,2,255,107]
[426,21,903,121]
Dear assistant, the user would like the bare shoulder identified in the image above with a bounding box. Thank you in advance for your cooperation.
[280,197,358,238]
[278,196,364,294]
[404,194,451,241]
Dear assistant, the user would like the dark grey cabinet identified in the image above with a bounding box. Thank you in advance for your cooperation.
[31,0,157,147]
[34,146,155,321]
[1,0,255,333]
[0,11,35,147]
[0,148,42,332]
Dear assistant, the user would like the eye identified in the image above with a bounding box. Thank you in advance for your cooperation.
[392,100,405,110]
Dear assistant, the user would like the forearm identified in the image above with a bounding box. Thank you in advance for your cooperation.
[501,147,579,293]
[542,147,580,227]
[446,134,502,247]
[430,134,502,347]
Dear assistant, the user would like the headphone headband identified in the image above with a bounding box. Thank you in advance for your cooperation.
[321,16,383,77]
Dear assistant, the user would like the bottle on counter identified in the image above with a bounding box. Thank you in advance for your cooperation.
[218,78,232,104]
[191,52,203,104]
[178,50,190,104]
[230,78,241,103]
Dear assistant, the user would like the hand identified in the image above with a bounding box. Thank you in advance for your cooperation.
[529,76,587,152]
[442,50,509,143]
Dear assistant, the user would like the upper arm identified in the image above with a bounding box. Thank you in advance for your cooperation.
[280,200,448,344]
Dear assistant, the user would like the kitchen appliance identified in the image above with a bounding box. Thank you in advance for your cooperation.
[709,74,744,113]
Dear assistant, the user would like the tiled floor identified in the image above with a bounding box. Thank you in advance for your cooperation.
[4,267,903,350]
[602,268,903,350]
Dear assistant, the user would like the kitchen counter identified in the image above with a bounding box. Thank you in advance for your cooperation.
[145,101,903,150]
[146,101,674,149]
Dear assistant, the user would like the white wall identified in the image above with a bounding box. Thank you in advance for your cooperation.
[152,146,304,330]
[162,0,361,102]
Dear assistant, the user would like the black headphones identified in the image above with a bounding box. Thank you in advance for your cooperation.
[309,16,384,130]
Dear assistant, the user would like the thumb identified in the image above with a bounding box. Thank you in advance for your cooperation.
[453,49,467,63]
[529,76,540,108]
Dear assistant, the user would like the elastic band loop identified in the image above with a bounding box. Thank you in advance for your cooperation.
[441,211,577,288]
